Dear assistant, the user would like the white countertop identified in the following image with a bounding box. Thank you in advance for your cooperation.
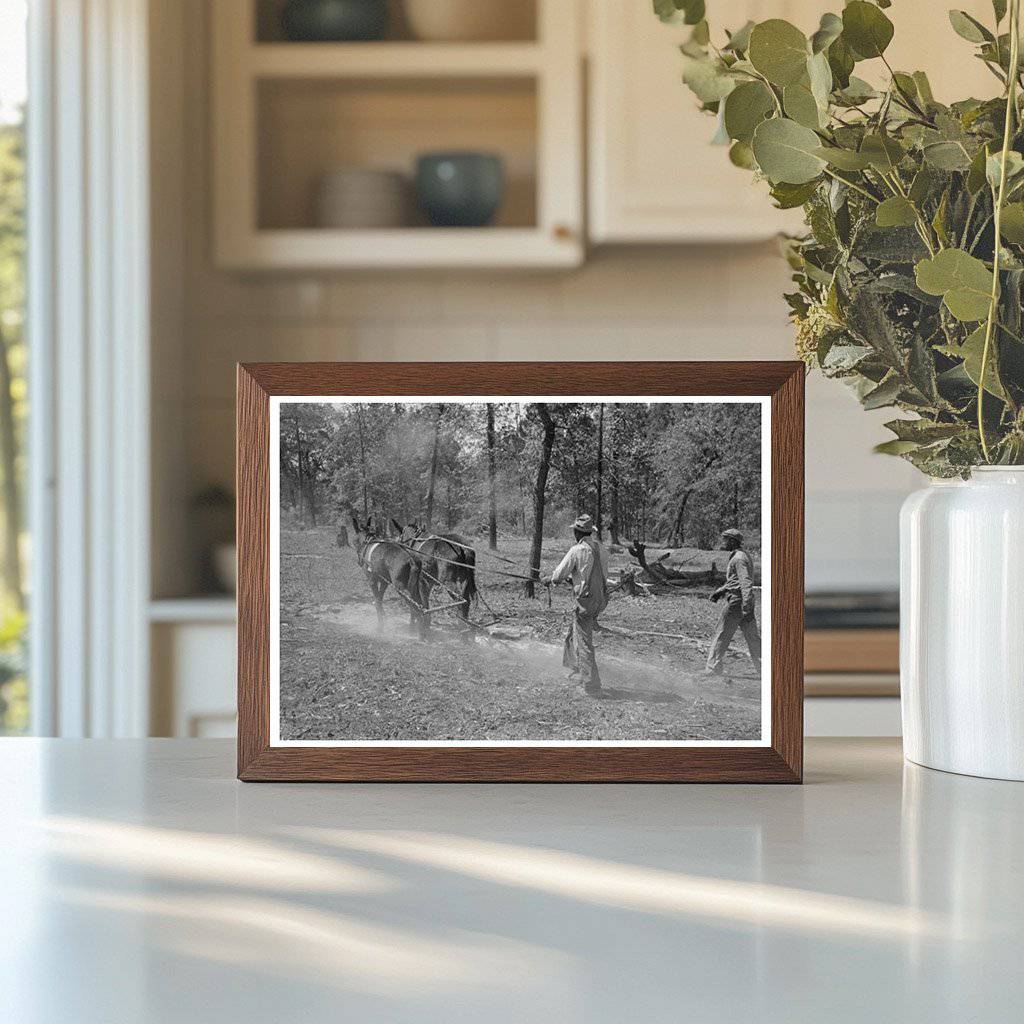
[1,738,1021,1023]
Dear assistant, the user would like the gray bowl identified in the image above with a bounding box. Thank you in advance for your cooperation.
[415,152,505,228]
[280,0,388,42]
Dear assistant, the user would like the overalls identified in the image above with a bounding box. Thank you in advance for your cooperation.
[561,537,609,691]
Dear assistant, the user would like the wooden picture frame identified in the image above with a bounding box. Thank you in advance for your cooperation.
[237,362,804,782]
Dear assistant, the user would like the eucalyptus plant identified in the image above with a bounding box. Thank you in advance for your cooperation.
[659,0,1024,474]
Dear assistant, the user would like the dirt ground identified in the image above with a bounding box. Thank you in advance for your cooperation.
[278,528,763,743]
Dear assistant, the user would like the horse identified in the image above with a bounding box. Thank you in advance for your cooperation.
[351,514,426,638]
[392,519,477,636]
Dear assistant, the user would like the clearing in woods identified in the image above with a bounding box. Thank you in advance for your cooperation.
[278,527,763,742]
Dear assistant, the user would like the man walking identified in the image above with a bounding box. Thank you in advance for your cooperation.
[544,514,609,696]
[706,528,761,678]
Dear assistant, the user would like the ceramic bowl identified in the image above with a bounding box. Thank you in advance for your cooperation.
[415,152,505,228]
[315,168,409,228]
[403,0,534,42]
[281,0,388,42]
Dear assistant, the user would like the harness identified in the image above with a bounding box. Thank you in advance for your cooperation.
[356,539,381,573]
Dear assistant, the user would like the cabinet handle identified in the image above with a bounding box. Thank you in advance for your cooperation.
[553,224,574,241]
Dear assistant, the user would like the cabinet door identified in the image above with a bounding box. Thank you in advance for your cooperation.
[588,1,1002,245]
[588,1,814,243]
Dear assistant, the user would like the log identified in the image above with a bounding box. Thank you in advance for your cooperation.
[627,540,724,587]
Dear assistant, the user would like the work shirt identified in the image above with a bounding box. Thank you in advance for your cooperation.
[552,537,609,615]
[721,549,756,616]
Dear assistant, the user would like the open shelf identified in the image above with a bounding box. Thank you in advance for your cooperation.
[254,0,538,45]
[257,76,538,232]
[213,0,582,268]
[249,42,544,78]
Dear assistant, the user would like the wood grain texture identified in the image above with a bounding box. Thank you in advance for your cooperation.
[236,361,805,783]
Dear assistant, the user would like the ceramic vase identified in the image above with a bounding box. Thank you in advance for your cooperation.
[900,468,1024,781]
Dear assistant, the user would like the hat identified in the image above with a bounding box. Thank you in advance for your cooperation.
[573,514,595,534]
[721,528,743,541]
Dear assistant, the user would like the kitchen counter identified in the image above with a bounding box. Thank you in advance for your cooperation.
[2,738,1021,1023]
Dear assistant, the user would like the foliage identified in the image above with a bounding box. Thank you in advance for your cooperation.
[278,402,761,549]
[665,0,1024,475]
[0,110,27,733]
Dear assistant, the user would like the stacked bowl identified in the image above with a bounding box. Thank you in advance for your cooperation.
[314,167,409,229]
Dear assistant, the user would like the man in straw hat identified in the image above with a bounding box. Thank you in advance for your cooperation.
[544,513,609,696]
[706,527,761,679]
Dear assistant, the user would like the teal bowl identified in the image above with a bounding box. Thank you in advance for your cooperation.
[281,0,388,42]
[415,152,505,228]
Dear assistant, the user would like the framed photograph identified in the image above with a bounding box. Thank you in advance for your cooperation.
[237,362,804,782]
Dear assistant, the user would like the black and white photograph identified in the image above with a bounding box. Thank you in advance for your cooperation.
[270,396,770,746]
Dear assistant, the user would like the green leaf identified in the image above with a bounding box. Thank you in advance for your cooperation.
[681,55,737,103]
[923,141,973,171]
[770,179,820,209]
[915,249,994,321]
[728,140,758,169]
[814,145,872,170]
[967,143,993,193]
[842,1,894,60]
[994,0,1008,24]
[959,324,1007,398]
[875,196,918,228]
[748,19,810,87]
[654,0,705,25]
[912,71,935,105]
[884,419,963,443]
[860,133,905,172]
[723,81,775,143]
[862,374,902,410]
[752,117,827,184]
[810,12,843,54]
[724,20,755,53]
[827,35,855,89]
[948,10,993,44]
[1000,202,1024,242]
[986,150,1024,190]
[807,51,833,110]
[836,75,877,104]
[909,165,936,205]
[874,439,922,456]
[783,83,822,128]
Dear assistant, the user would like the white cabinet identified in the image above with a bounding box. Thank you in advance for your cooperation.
[588,1,813,243]
[586,0,997,244]
[212,0,584,269]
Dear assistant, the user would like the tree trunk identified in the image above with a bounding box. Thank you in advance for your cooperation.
[355,406,369,519]
[526,403,556,599]
[596,403,604,539]
[425,404,444,528]
[486,403,498,550]
[293,417,305,524]
[609,406,620,545]
[0,327,22,608]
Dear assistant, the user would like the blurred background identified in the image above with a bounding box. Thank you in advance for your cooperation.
[1,0,999,740]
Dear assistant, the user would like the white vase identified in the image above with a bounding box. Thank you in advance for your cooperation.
[900,468,1024,780]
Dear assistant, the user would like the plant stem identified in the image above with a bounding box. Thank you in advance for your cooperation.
[821,167,879,203]
[979,0,1021,463]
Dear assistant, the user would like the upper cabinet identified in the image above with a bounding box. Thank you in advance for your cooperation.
[586,0,1001,245]
[587,1,816,244]
[211,0,584,269]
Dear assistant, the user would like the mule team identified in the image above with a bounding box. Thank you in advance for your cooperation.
[349,511,761,696]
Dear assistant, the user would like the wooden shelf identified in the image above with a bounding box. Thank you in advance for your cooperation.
[218,227,579,270]
[249,42,544,79]
[212,0,583,269]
